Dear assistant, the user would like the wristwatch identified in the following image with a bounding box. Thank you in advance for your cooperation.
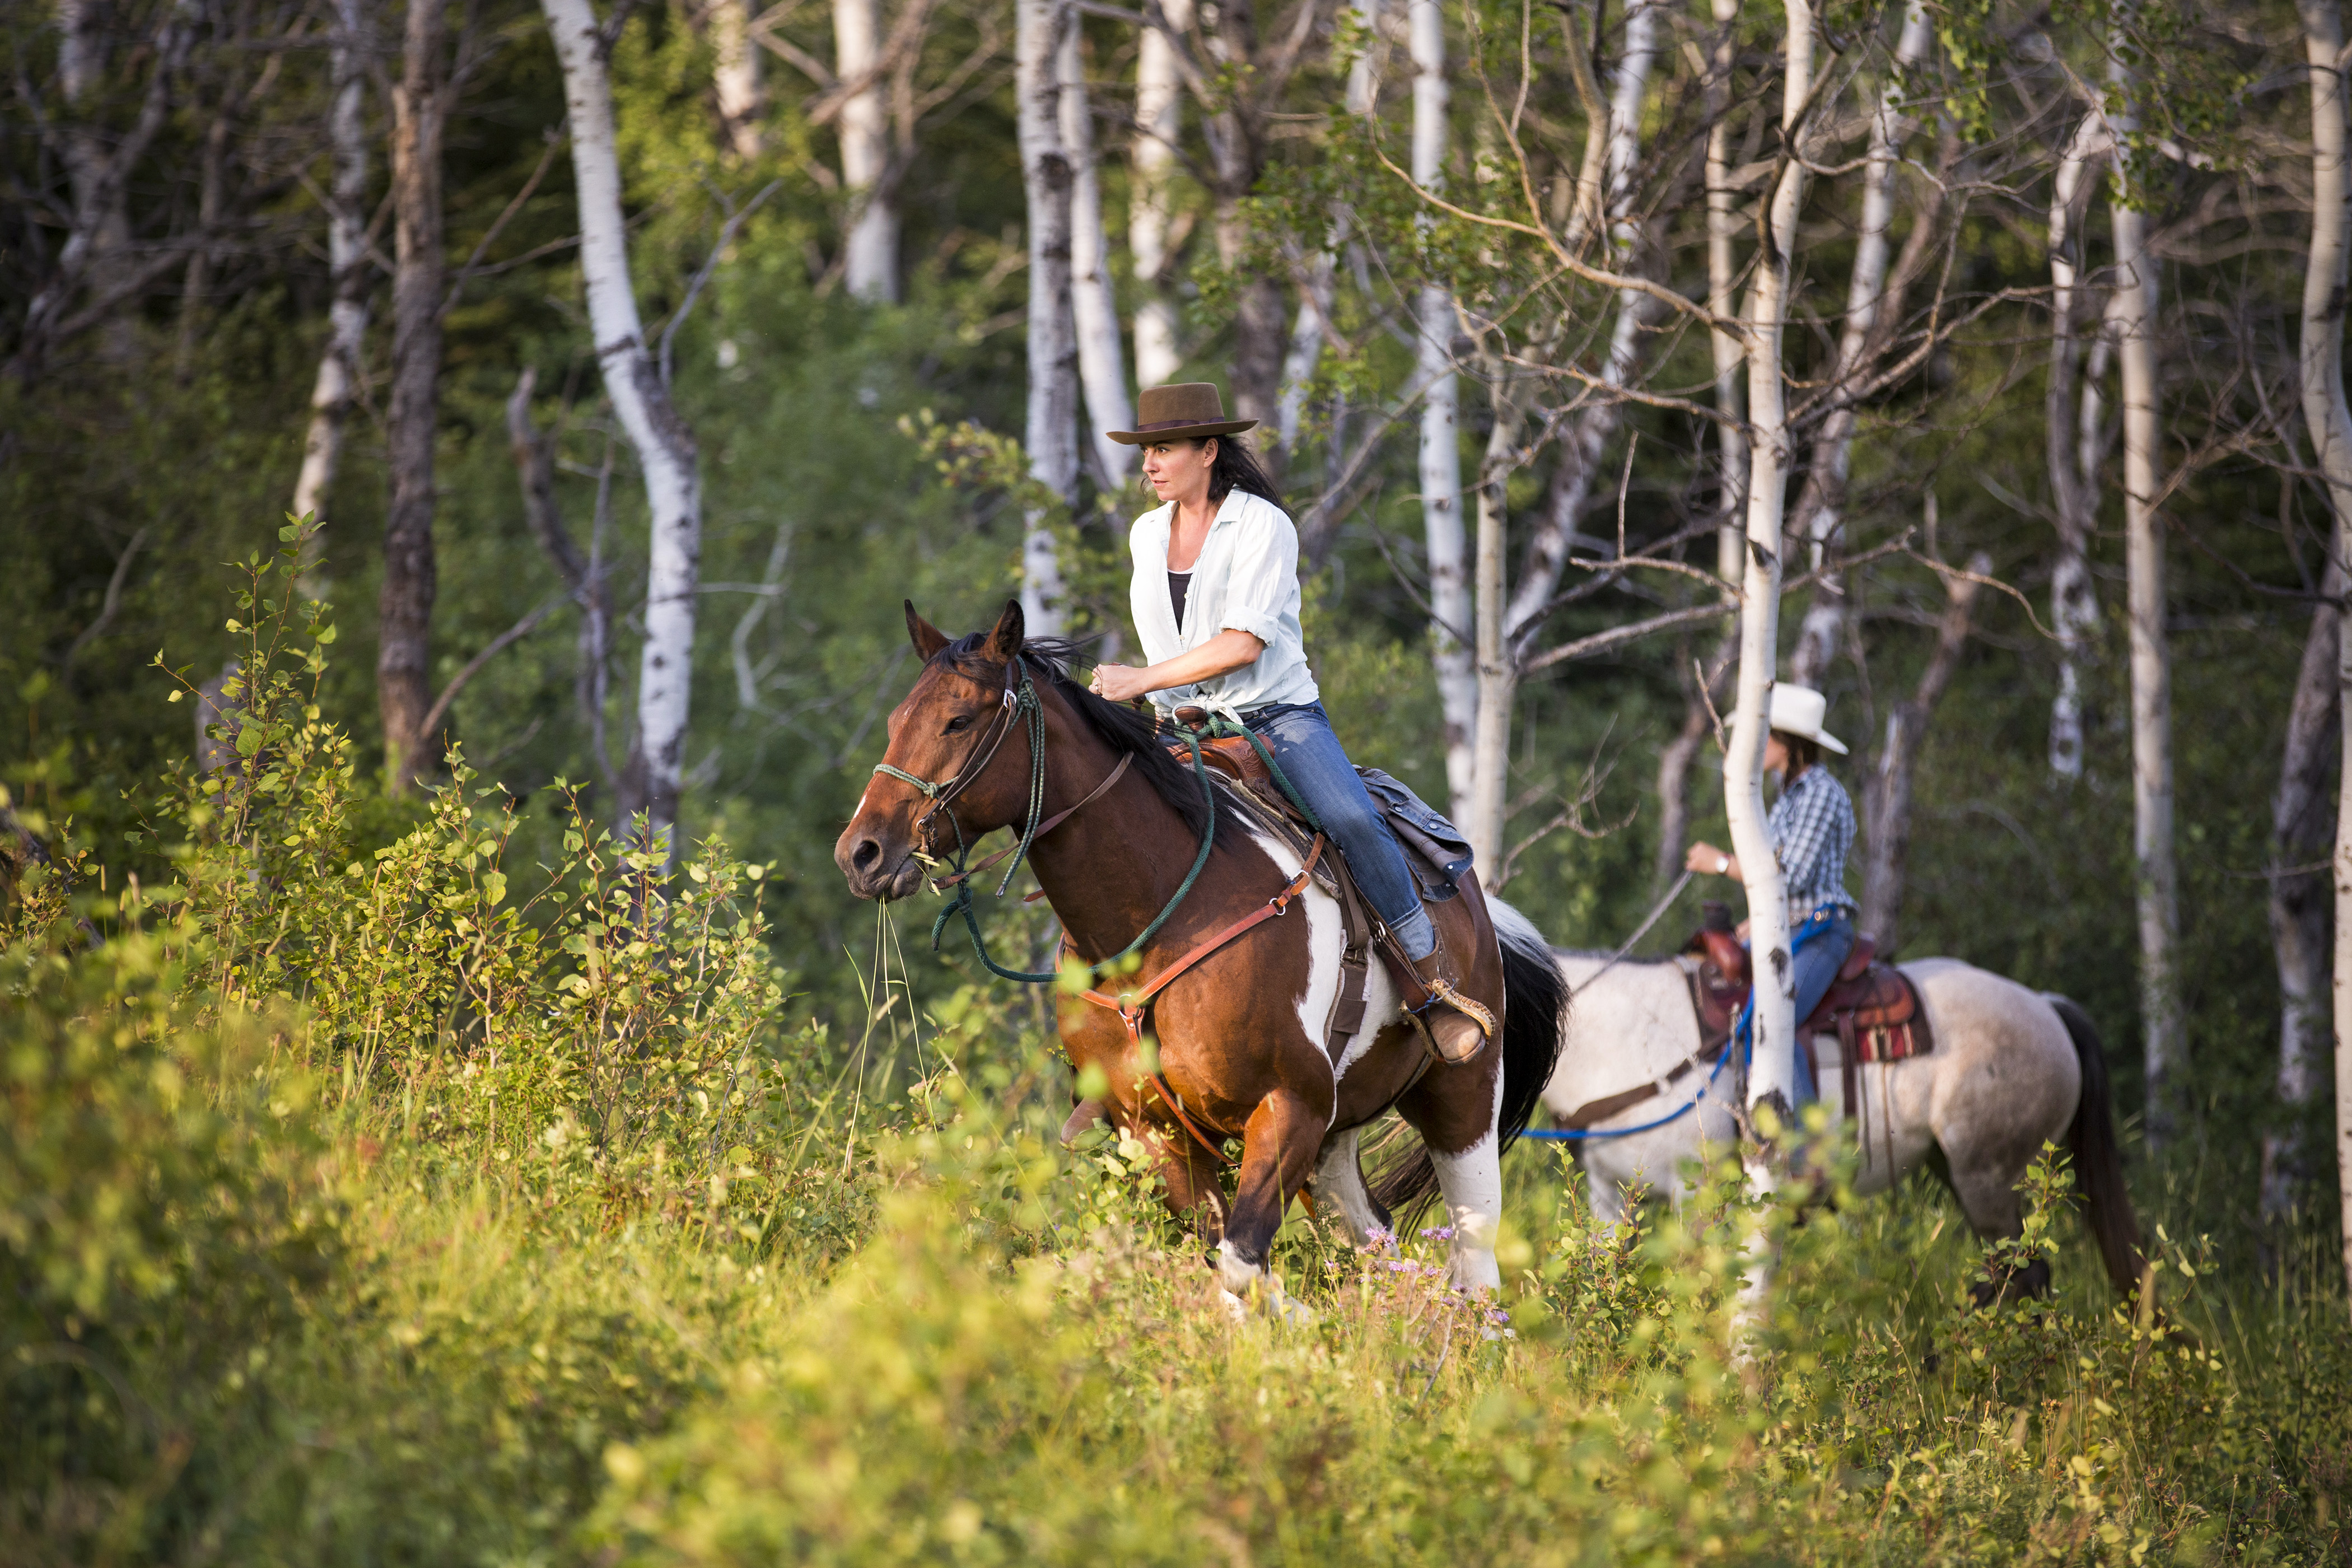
[1715,853,1732,875]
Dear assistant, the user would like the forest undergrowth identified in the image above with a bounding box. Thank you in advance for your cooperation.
[6,528,2350,1566]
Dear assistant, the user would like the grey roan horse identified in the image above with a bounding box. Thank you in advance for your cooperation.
[1541,951,2146,1300]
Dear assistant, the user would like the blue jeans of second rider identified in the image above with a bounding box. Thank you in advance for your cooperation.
[1786,905,1855,1105]
[1242,702,1436,962]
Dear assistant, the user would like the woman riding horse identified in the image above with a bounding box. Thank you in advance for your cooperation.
[1682,683,1856,1105]
[1086,382,1491,1064]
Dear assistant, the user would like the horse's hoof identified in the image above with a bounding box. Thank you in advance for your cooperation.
[1269,1290,1316,1327]
[1217,1283,1314,1326]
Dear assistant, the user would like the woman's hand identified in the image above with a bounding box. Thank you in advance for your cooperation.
[1685,841,1739,879]
[1089,663,1156,704]
[1088,631,1267,706]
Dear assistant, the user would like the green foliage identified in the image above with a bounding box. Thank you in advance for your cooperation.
[0,929,341,1563]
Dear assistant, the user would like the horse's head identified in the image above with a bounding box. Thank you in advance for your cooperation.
[834,598,1041,901]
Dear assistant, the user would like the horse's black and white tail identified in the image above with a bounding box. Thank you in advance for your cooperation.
[1370,898,1566,1217]
[2044,993,2148,1297]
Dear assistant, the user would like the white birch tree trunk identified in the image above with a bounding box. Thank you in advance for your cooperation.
[1129,0,1192,389]
[1273,0,1379,462]
[1276,249,1335,456]
[1501,7,1660,642]
[2047,110,2111,781]
[1785,1,1933,688]
[1411,0,1473,819]
[291,0,370,586]
[543,0,704,861]
[1601,1,1656,221]
[711,0,764,160]
[1018,0,1080,634]
[1059,21,1132,485]
[2266,549,2340,1223]
[2109,48,2182,1147]
[836,0,898,302]
[1731,2,1814,1280]
[1705,0,1746,586]
[1466,366,1516,878]
[2294,0,2352,1296]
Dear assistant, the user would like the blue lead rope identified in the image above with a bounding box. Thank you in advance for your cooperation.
[1523,907,1840,1144]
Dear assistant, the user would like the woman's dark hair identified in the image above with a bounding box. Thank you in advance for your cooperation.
[1196,433,1281,507]
[1774,731,1821,771]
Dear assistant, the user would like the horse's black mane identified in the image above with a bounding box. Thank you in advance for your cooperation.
[936,633,1224,843]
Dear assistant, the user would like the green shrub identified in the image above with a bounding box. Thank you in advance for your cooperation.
[0,934,339,1565]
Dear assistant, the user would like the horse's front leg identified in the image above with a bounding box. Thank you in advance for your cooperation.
[1306,1125,1393,1244]
[1125,1119,1231,1243]
[1426,1136,1506,1295]
[1215,1088,1323,1301]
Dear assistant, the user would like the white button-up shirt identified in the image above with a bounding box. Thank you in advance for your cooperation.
[1128,488,1320,718]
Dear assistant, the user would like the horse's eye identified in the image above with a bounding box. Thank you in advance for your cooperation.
[944,714,973,735]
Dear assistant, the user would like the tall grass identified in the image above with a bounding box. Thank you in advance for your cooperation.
[3,525,2348,1564]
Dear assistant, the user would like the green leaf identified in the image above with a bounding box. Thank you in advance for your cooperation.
[482,870,508,906]
[236,723,265,757]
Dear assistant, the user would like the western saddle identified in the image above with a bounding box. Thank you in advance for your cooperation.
[1683,901,1933,1080]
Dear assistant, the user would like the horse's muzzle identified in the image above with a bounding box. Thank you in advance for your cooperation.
[834,822,926,902]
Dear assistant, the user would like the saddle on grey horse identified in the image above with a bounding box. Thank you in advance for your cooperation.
[1553,903,1936,1133]
[1684,902,1935,1112]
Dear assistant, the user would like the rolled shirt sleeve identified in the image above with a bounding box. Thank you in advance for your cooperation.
[1216,503,1296,647]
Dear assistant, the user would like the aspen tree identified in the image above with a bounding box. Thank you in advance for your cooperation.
[291,0,371,592]
[1729,0,1815,1158]
[837,0,897,302]
[543,0,706,861]
[1128,0,1191,389]
[1411,0,1473,819]
[2293,0,2352,1296]
[2109,33,2182,1146]
[1060,20,1133,485]
[380,0,446,794]
[1017,0,1080,634]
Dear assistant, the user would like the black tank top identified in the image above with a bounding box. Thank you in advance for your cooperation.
[1168,570,1192,629]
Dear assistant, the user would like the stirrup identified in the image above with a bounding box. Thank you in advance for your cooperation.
[1411,980,1495,1066]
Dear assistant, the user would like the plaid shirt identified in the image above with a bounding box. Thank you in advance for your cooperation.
[1767,764,1858,916]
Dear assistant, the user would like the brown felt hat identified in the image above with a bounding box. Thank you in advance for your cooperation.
[1106,382,1259,445]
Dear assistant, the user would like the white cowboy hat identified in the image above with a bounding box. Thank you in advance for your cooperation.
[1768,684,1847,755]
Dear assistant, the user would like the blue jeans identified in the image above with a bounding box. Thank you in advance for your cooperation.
[1786,906,1855,1105]
[1242,702,1436,960]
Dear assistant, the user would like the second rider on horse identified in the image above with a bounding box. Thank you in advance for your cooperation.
[1682,683,1858,1105]
[1085,382,1491,1063]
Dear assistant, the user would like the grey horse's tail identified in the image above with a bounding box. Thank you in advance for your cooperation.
[1370,899,1566,1219]
[2044,993,2147,1296]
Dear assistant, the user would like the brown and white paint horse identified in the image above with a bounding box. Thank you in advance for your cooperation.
[836,602,1565,1299]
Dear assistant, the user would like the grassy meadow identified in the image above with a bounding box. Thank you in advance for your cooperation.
[3,530,2348,1567]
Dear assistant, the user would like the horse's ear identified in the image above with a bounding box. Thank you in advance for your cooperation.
[904,601,950,660]
[981,598,1024,664]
